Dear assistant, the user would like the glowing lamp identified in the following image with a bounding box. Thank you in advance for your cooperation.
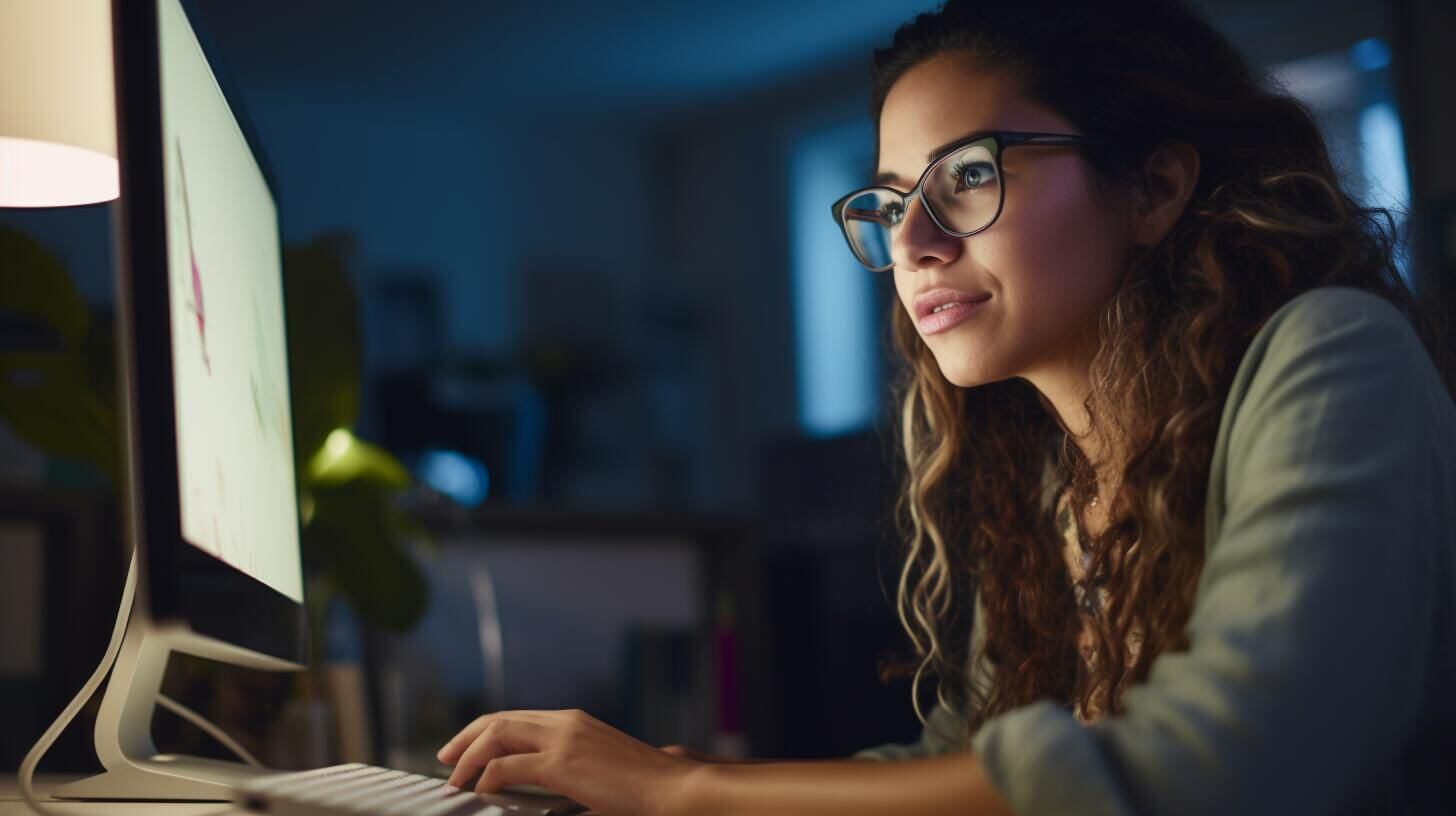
[0,0,118,207]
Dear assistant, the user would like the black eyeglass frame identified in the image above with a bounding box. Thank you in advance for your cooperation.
[830,130,1106,272]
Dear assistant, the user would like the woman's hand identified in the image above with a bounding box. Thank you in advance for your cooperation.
[437,708,702,816]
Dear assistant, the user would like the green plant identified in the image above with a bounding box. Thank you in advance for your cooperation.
[0,224,428,635]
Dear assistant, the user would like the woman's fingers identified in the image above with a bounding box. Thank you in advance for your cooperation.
[445,718,547,788]
[437,711,552,764]
[437,719,482,764]
[432,708,701,816]
[476,752,547,794]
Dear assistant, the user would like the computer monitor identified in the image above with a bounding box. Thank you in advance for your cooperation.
[54,0,308,800]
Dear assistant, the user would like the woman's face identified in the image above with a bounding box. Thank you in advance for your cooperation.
[877,52,1133,388]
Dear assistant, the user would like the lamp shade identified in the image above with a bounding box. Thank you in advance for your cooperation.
[0,0,119,208]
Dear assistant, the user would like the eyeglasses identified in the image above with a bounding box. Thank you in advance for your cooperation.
[830,130,1105,272]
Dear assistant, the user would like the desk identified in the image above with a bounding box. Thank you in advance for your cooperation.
[0,776,238,816]
[2,776,606,816]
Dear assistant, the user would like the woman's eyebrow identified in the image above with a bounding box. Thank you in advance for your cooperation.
[871,129,993,187]
[872,169,908,186]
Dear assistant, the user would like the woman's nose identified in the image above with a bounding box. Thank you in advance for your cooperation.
[891,196,961,270]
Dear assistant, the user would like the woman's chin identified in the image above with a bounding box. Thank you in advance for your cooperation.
[938,362,998,389]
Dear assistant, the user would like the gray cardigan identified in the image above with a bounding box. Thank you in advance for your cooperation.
[853,286,1456,815]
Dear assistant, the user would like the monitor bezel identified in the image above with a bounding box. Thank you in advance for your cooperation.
[112,0,307,666]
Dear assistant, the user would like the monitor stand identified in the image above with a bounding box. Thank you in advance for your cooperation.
[52,598,299,801]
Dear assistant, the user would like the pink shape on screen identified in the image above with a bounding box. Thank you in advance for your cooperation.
[177,139,211,374]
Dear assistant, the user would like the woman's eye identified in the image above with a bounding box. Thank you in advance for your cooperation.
[951,161,994,193]
[880,202,906,224]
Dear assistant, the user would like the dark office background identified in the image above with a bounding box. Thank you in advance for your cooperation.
[3,0,1454,774]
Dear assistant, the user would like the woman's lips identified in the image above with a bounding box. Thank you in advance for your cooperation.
[918,294,991,335]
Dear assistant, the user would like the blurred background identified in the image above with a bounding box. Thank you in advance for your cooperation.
[3,0,1453,777]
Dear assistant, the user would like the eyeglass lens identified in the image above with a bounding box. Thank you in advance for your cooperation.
[841,141,1000,270]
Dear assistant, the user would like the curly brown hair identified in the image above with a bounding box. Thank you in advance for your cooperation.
[871,0,1455,738]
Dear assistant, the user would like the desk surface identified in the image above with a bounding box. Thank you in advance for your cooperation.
[1,775,605,816]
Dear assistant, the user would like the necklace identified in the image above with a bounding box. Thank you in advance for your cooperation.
[1089,493,1099,507]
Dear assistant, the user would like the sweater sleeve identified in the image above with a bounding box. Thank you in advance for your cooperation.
[970,288,1450,815]
[851,697,968,760]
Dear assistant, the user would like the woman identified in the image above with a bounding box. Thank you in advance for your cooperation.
[436,0,1456,813]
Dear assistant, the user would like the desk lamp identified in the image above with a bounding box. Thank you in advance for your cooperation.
[0,0,119,208]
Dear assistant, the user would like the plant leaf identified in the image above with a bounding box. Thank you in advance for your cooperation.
[303,481,427,631]
[306,429,411,489]
[0,224,91,347]
[0,350,119,481]
[284,237,362,470]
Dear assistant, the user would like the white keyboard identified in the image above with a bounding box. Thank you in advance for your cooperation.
[233,762,587,816]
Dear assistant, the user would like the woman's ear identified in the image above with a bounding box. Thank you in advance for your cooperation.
[1130,140,1200,247]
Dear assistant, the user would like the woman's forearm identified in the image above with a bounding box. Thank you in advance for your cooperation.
[676,751,1016,816]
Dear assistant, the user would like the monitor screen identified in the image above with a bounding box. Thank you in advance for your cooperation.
[157,0,301,603]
